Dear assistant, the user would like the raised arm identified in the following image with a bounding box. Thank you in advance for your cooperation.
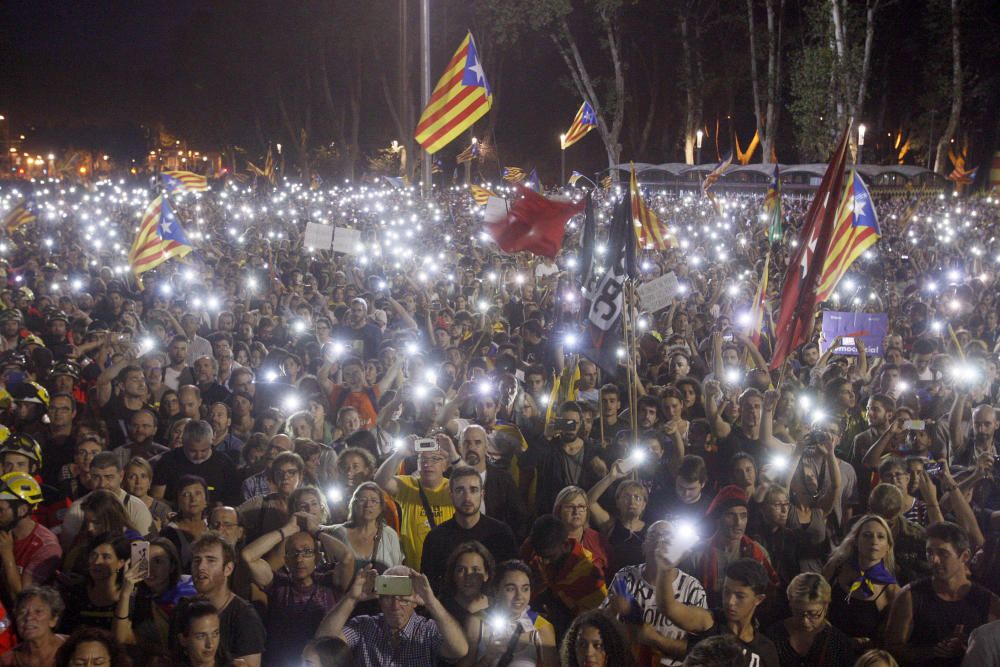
[411,570,469,660]
[374,436,414,496]
[948,391,967,462]
[814,438,843,516]
[655,564,714,634]
[760,388,794,456]
[862,418,903,470]
[241,516,301,589]
[703,379,732,440]
[586,462,625,531]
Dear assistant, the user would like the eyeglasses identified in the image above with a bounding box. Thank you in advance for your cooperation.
[287,549,316,559]
[274,468,300,479]
[790,606,826,620]
[562,504,588,514]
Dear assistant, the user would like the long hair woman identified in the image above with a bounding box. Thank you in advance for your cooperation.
[461,560,557,667]
[822,515,899,653]
[324,481,403,571]
[559,610,634,667]
[440,541,495,627]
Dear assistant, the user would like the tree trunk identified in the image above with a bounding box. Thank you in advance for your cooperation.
[934,0,962,174]
[762,0,783,163]
[679,4,699,164]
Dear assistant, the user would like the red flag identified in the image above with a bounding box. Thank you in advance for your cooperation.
[484,185,583,258]
[770,127,852,370]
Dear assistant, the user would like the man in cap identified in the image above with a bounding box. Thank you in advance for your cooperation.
[678,485,778,608]
[0,310,23,352]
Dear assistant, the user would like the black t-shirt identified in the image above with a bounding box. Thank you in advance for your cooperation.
[170,594,266,660]
[101,395,151,449]
[716,427,766,477]
[152,447,241,506]
[333,322,382,360]
[690,609,780,667]
[421,515,517,593]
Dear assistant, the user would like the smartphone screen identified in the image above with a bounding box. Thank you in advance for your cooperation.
[131,540,150,579]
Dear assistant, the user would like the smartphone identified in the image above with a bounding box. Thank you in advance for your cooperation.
[414,438,439,452]
[904,419,926,431]
[375,574,413,597]
[131,540,150,579]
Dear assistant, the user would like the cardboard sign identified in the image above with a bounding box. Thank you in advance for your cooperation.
[331,226,362,255]
[637,272,680,313]
[820,311,889,356]
[303,222,334,250]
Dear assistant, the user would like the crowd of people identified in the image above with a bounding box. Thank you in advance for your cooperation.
[0,173,995,667]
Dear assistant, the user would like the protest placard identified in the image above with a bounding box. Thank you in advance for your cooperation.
[820,311,889,356]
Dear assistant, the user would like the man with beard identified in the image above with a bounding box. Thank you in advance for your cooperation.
[887,522,1000,666]
[951,401,998,468]
[527,401,603,516]
[110,408,167,468]
[678,486,777,609]
[420,466,516,594]
[0,310,23,352]
[163,334,195,391]
[97,363,151,449]
[0,472,60,598]
[457,424,527,538]
[170,532,267,667]
[707,385,768,475]
[193,355,231,405]
[208,402,243,463]
[333,298,382,361]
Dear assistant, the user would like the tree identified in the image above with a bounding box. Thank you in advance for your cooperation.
[746,0,784,164]
[934,0,962,173]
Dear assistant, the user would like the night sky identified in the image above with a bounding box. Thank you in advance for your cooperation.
[1,1,999,181]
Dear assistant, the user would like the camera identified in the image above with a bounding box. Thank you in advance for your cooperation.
[552,418,578,433]
[414,438,439,452]
[803,430,830,456]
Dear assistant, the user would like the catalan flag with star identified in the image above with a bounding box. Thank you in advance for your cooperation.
[161,170,209,193]
[815,171,881,303]
[469,184,497,206]
[503,167,526,183]
[3,198,37,234]
[561,101,597,149]
[128,195,194,288]
[763,164,782,243]
[415,32,493,155]
[629,164,672,250]
[702,151,733,194]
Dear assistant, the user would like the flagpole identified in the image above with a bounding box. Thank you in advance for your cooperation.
[420,0,432,198]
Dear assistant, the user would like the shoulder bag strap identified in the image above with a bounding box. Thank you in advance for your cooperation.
[417,483,438,529]
[495,622,525,667]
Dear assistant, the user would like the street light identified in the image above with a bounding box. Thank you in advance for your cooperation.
[696,130,704,165]
[858,124,867,164]
[559,133,567,185]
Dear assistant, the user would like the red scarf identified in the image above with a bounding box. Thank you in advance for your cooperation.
[701,534,779,594]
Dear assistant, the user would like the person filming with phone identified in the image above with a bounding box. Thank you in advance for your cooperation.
[315,564,468,667]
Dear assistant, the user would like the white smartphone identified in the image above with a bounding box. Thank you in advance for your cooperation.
[131,540,150,580]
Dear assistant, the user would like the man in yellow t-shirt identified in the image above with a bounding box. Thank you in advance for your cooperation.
[374,434,459,570]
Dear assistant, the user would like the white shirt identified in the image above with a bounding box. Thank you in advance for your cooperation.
[601,564,707,666]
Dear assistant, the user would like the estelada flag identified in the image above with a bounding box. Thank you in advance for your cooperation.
[415,32,493,155]
[561,101,597,150]
[770,127,852,370]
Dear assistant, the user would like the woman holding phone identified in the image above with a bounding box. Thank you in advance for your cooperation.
[113,538,196,662]
[460,560,558,667]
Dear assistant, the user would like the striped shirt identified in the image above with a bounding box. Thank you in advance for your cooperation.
[601,564,707,666]
[342,612,444,667]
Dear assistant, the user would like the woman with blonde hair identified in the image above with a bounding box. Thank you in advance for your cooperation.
[822,514,900,652]
[765,572,855,666]
[854,649,899,667]
[544,486,609,577]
